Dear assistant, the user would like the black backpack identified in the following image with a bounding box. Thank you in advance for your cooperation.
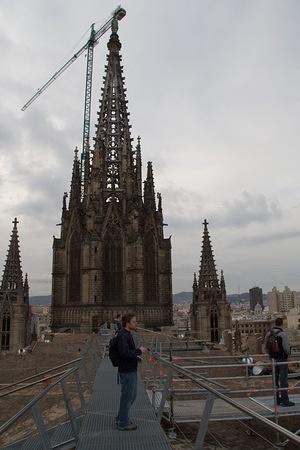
[109,335,120,367]
[266,330,281,355]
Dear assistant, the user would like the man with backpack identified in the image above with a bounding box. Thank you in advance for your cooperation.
[115,313,147,431]
[265,317,295,407]
[113,314,122,333]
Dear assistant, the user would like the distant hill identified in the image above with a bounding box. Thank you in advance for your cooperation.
[30,292,265,306]
[30,295,51,306]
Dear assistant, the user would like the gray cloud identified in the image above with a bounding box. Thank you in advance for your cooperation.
[233,229,300,247]
[211,191,282,228]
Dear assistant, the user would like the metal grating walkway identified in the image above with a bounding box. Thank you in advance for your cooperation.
[75,357,172,450]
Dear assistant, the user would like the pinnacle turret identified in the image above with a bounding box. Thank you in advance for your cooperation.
[1,218,23,291]
[198,219,219,289]
[135,136,142,199]
[69,147,81,208]
[193,272,198,290]
[144,162,156,210]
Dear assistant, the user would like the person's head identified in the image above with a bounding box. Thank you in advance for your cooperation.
[122,313,137,331]
[116,314,121,320]
[275,317,283,327]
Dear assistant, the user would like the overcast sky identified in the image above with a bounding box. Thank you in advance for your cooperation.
[1,0,300,296]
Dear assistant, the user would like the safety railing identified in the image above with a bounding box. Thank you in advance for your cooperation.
[0,333,106,449]
[149,352,300,449]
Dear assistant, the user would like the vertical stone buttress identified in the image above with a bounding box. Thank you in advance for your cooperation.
[191,220,231,342]
[0,218,30,352]
[51,25,172,331]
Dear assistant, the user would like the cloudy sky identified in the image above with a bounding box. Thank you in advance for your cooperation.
[0,0,300,296]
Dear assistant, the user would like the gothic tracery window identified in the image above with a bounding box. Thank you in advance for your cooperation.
[1,310,10,351]
[210,306,219,342]
[103,227,123,303]
[68,232,81,303]
[144,231,158,304]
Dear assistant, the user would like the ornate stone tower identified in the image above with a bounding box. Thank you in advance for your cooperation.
[0,218,30,352]
[191,220,231,342]
[51,27,172,331]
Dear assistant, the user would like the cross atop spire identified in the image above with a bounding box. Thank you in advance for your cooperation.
[13,217,19,228]
[1,218,23,291]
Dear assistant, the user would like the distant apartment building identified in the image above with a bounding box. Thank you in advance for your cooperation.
[249,286,263,311]
[31,305,51,337]
[287,307,300,330]
[233,318,274,339]
[267,286,295,313]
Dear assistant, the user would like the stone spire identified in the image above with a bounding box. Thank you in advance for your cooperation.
[198,220,219,290]
[193,272,198,290]
[220,269,227,301]
[1,218,23,291]
[144,162,156,210]
[69,147,81,209]
[135,136,142,199]
[94,26,134,194]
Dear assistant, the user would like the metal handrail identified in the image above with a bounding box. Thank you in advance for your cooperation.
[0,333,102,446]
[153,352,300,446]
[0,357,81,392]
[0,369,69,398]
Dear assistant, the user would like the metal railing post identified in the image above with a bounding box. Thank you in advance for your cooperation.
[74,368,86,412]
[194,393,215,449]
[31,403,52,450]
[60,379,79,440]
[157,370,172,422]
[271,358,280,447]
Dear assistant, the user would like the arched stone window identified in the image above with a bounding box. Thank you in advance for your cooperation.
[210,306,219,342]
[144,231,158,304]
[1,310,10,351]
[103,227,123,303]
[68,231,81,303]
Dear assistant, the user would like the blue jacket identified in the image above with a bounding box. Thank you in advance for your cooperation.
[117,328,141,373]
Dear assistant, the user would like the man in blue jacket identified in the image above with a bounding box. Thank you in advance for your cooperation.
[116,313,147,431]
[265,317,295,407]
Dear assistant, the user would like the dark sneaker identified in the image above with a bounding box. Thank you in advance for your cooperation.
[115,416,133,426]
[117,423,137,431]
[280,401,295,407]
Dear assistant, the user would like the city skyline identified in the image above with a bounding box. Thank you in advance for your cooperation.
[1,0,300,295]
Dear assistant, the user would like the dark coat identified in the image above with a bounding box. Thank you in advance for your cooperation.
[117,328,141,373]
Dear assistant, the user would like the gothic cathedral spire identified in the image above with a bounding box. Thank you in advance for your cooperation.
[1,218,23,291]
[198,219,219,290]
[0,219,30,352]
[52,24,172,331]
[191,220,231,342]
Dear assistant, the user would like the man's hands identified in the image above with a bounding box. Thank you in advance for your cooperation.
[139,346,148,353]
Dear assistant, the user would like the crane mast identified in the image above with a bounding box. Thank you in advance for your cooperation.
[82,23,96,185]
[21,6,126,194]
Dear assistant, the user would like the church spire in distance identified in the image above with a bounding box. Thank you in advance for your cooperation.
[1,218,23,291]
[198,220,219,290]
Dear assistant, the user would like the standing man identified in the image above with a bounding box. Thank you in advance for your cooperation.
[116,313,147,431]
[265,317,295,407]
[113,314,122,333]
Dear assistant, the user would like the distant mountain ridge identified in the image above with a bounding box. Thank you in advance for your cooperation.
[30,295,51,305]
[30,292,264,306]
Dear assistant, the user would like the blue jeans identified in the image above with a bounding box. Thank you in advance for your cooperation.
[275,360,289,403]
[117,371,137,427]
